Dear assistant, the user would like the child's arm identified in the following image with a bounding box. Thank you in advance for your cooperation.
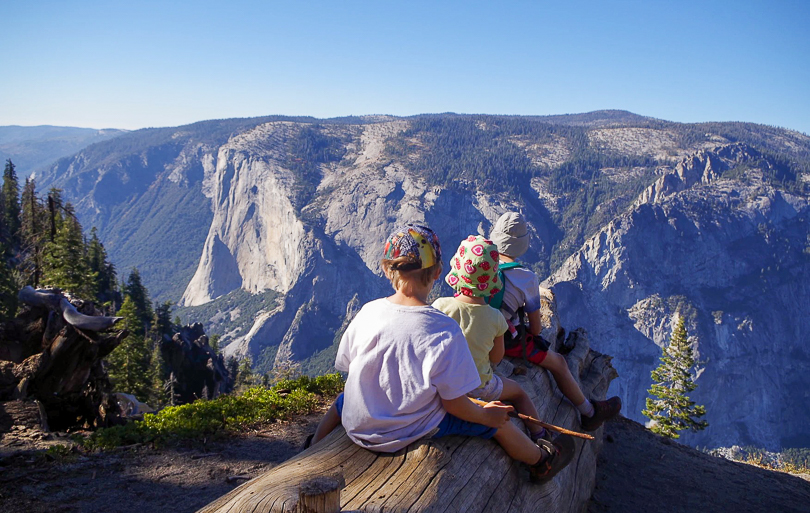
[441,395,513,429]
[489,335,505,365]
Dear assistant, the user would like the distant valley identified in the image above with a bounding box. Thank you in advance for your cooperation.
[0,125,127,178]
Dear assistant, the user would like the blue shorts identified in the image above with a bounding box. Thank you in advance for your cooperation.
[334,392,496,440]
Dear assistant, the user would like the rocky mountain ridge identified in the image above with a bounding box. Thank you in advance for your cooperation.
[546,143,810,449]
[36,111,810,449]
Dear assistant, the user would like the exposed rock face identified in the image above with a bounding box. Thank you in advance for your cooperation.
[546,145,810,450]
[182,124,311,305]
[180,120,548,368]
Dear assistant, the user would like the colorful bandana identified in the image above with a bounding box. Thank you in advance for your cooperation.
[382,223,442,271]
[445,235,501,297]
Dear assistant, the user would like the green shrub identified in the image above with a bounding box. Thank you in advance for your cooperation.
[40,444,77,463]
[78,373,344,451]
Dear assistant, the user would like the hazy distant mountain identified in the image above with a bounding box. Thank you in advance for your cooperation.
[0,125,127,178]
[37,110,810,450]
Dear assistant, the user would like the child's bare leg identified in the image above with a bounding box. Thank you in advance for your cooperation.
[312,399,341,444]
[499,377,544,438]
[538,351,588,408]
[493,420,542,465]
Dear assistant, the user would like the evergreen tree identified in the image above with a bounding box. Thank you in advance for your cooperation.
[150,301,173,341]
[225,357,238,393]
[45,188,64,244]
[643,315,709,439]
[235,356,255,391]
[19,178,46,287]
[2,159,21,253]
[123,268,153,332]
[148,341,168,407]
[228,356,255,392]
[0,257,17,321]
[40,204,94,298]
[106,296,151,400]
[87,227,118,305]
[209,334,221,354]
[145,301,173,407]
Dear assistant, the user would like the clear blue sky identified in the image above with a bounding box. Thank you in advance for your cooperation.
[2,0,808,134]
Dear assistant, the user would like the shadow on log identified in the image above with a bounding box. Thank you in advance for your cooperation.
[0,287,126,430]
[200,327,618,513]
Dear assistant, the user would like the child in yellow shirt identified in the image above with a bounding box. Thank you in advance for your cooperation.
[432,235,548,442]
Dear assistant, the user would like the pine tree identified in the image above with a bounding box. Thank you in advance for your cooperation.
[106,296,151,400]
[225,357,238,393]
[19,178,46,287]
[209,334,221,354]
[0,257,17,321]
[123,268,153,331]
[148,341,168,407]
[150,301,173,341]
[87,227,118,305]
[45,188,64,243]
[144,301,173,407]
[40,204,94,298]
[643,315,709,439]
[2,159,21,254]
[235,357,255,392]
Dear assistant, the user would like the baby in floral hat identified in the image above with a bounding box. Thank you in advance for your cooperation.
[433,235,550,444]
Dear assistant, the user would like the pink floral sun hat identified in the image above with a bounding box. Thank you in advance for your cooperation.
[445,235,501,298]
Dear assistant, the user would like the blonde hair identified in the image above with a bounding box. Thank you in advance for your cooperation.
[381,257,442,291]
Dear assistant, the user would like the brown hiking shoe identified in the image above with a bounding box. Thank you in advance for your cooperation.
[580,396,622,432]
[528,434,575,484]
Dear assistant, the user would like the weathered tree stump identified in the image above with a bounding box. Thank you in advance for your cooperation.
[201,335,617,512]
[297,475,346,513]
[0,287,125,430]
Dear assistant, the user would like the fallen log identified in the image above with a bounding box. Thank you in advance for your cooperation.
[200,326,618,513]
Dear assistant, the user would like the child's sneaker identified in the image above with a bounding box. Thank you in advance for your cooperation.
[580,397,622,432]
[528,434,575,484]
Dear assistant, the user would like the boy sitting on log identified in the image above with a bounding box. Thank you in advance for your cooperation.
[489,212,622,431]
[311,223,574,484]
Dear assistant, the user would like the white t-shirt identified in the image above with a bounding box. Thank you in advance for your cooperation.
[500,266,542,323]
[335,298,481,452]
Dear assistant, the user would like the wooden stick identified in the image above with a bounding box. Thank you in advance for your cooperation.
[510,411,594,440]
[469,398,594,440]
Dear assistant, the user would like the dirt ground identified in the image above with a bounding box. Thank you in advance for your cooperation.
[2,401,810,513]
[589,416,810,513]
[0,401,324,513]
